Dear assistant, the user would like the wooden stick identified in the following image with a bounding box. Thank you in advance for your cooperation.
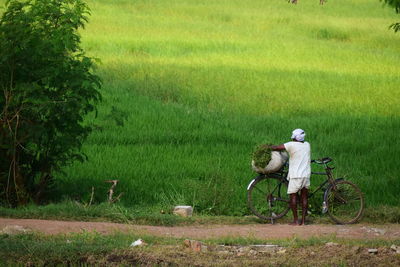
[87,186,94,207]
[105,180,119,203]
[111,192,124,203]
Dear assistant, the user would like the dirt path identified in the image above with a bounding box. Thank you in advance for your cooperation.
[1,218,399,240]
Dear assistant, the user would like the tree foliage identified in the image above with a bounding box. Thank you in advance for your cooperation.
[0,0,101,206]
[382,0,400,32]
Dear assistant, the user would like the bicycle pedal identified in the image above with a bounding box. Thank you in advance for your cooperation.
[322,201,328,214]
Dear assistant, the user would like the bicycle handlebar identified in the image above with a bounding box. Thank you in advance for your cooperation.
[311,157,332,164]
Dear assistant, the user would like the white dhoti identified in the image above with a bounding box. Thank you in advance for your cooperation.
[287,177,310,194]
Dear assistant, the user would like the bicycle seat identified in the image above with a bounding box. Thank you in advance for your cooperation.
[311,157,332,164]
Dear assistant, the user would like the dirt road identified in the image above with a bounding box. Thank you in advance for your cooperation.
[1,217,398,240]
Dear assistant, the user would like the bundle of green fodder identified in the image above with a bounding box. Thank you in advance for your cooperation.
[251,144,288,174]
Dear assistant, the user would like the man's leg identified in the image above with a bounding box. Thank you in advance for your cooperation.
[289,193,299,225]
[300,187,308,225]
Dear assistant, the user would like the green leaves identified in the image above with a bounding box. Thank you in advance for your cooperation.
[390,22,400,32]
[252,144,272,169]
[382,0,400,13]
[0,0,101,206]
[381,0,400,32]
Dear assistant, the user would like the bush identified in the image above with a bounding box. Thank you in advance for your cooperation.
[0,0,101,206]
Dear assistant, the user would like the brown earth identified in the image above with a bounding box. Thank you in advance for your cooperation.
[102,244,400,267]
[0,217,399,240]
[2,218,400,266]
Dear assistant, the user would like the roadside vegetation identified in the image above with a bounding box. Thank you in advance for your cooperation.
[1,201,400,225]
[1,231,400,266]
[0,0,101,206]
[0,0,399,216]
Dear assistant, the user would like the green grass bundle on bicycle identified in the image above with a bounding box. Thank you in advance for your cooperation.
[248,129,364,225]
[251,144,288,174]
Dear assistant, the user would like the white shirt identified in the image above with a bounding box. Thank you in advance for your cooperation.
[284,141,311,179]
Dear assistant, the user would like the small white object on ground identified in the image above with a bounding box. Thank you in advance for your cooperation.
[173,206,193,217]
[368,248,378,254]
[390,244,400,254]
[130,239,146,247]
[325,242,339,247]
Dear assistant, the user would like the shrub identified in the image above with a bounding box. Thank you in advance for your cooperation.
[0,0,101,206]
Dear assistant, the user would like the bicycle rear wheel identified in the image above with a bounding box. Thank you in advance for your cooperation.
[325,180,364,224]
[247,176,290,221]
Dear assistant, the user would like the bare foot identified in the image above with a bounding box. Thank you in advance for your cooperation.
[289,221,300,226]
[299,220,309,226]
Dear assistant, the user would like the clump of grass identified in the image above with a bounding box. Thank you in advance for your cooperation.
[315,28,350,42]
[362,205,400,223]
[252,144,272,169]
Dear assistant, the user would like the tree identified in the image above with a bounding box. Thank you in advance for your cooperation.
[0,0,101,206]
[382,0,400,32]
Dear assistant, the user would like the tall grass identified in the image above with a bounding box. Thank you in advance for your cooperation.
[2,0,399,215]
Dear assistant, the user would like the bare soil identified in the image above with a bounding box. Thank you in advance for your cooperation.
[101,244,400,267]
[2,218,400,266]
[0,217,399,240]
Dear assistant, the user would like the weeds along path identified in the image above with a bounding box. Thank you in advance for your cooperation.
[0,218,399,240]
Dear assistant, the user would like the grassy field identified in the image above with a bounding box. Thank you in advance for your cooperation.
[2,0,399,215]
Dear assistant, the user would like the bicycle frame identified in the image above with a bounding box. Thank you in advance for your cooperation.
[248,160,340,202]
[308,167,332,198]
[261,161,340,200]
[309,161,339,198]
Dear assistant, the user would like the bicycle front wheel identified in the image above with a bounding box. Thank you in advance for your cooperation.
[325,180,364,224]
[247,176,290,221]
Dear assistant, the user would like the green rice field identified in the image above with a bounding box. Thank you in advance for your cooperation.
[4,0,399,215]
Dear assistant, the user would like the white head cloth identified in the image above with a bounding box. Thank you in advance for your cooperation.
[291,129,306,142]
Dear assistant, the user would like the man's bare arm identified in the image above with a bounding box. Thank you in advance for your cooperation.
[270,144,286,151]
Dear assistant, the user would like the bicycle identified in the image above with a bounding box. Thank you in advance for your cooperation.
[247,157,364,224]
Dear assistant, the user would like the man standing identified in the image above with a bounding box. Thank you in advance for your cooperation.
[270,129,311,225]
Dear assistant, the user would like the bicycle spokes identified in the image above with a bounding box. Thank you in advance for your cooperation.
[326,180,364,224]
[247,177,290,221]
